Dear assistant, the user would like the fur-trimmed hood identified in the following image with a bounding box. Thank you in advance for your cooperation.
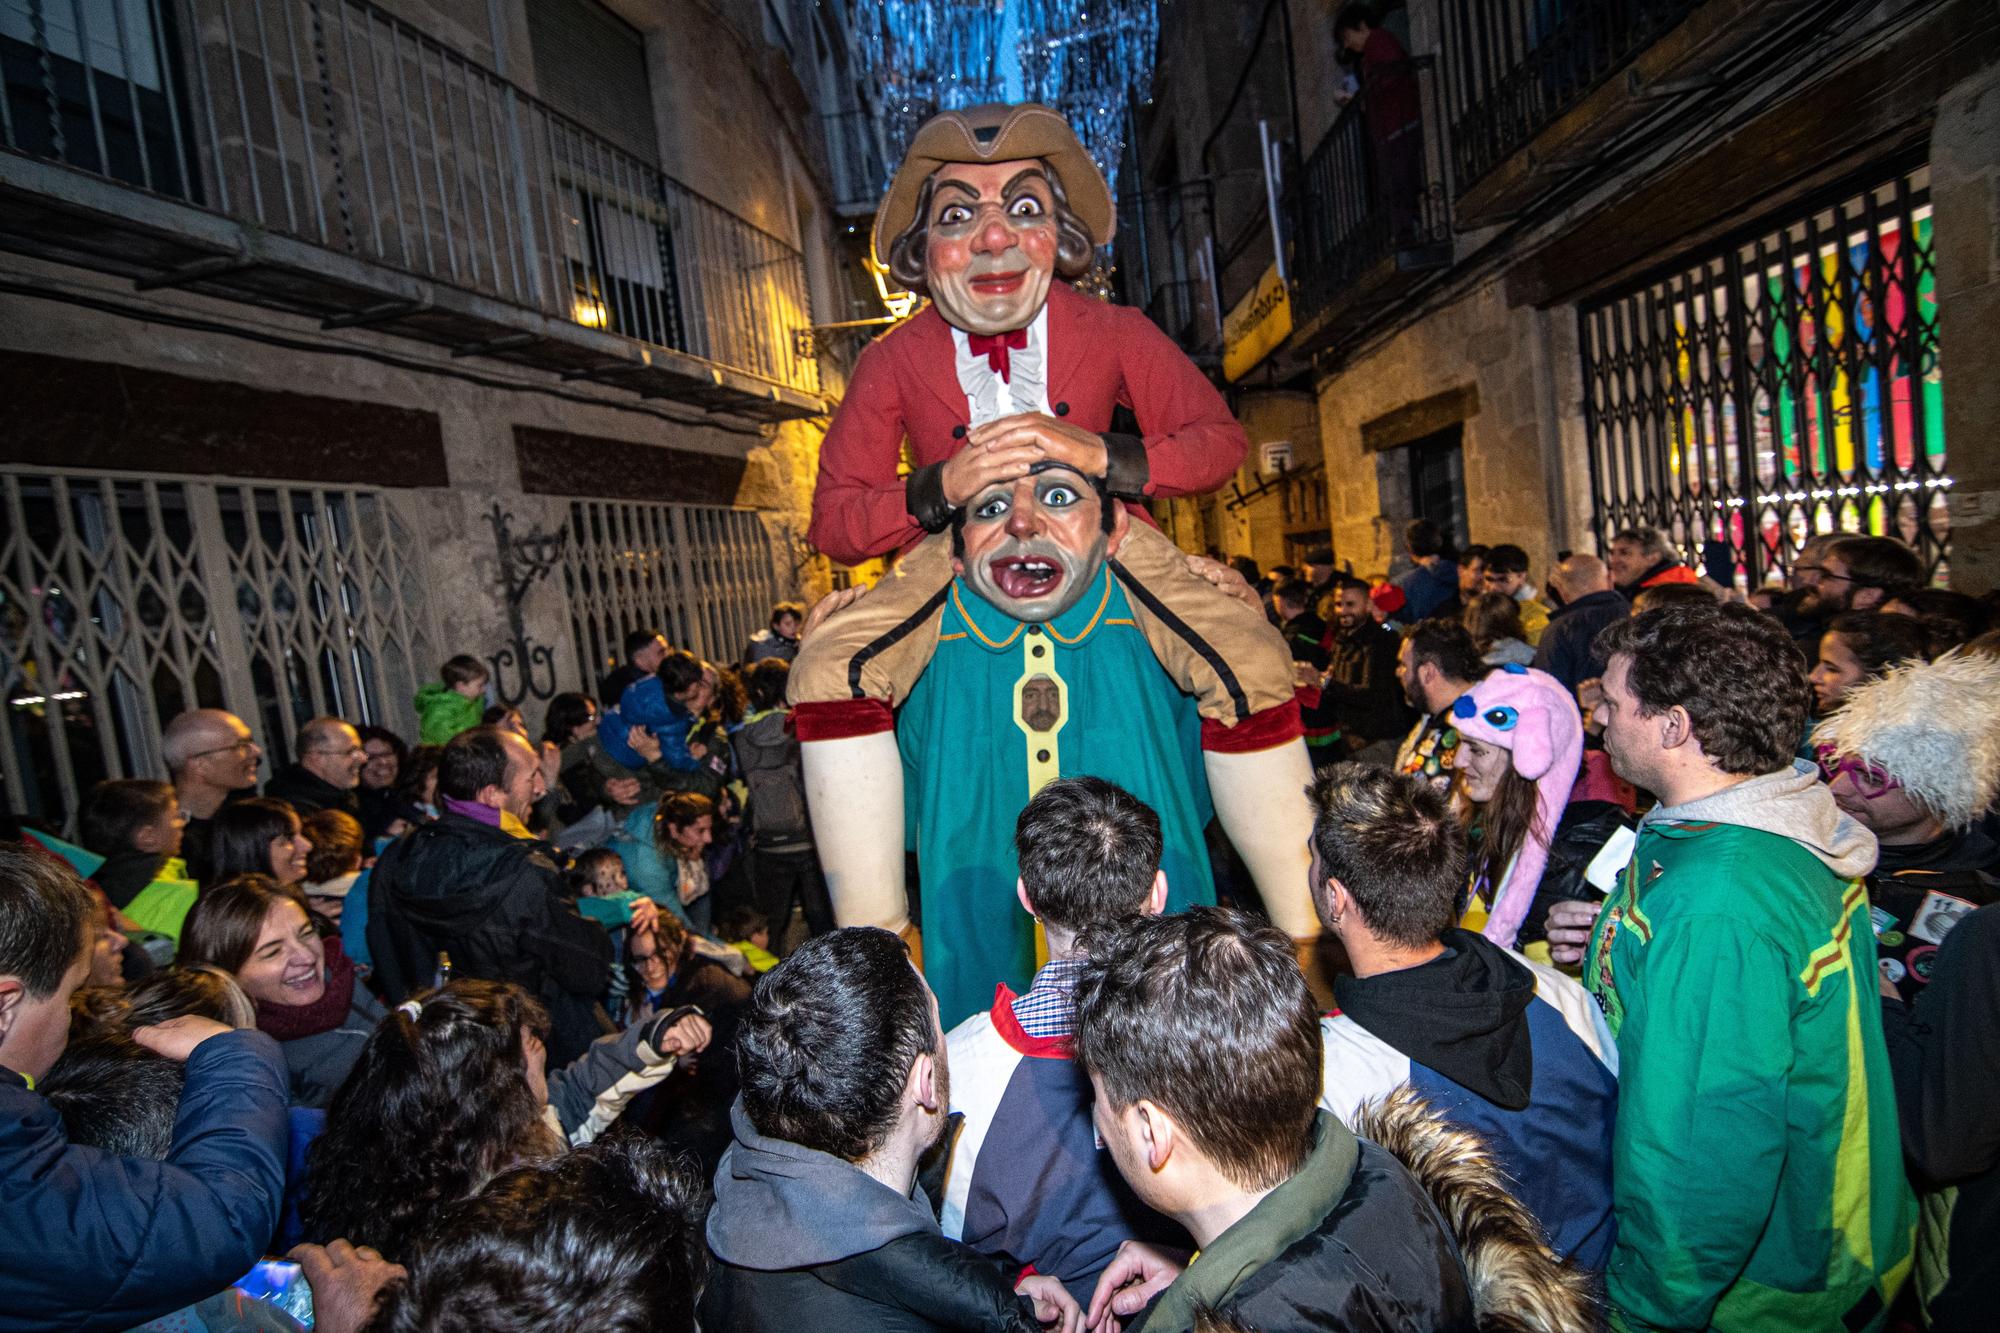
[1356,1086,1601,1333]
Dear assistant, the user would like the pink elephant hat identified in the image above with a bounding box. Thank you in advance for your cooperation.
[1449,664,1585,949]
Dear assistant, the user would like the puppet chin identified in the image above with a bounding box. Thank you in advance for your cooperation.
[930,266,1053,336]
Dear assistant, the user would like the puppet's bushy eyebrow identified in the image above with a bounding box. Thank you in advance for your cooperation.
[1002,167,1051,198]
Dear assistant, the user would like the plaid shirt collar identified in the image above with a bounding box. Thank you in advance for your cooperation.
[1009,956,1089,1040]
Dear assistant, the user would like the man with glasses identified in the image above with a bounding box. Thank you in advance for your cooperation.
[1797,535,1924,622]
[1773,530,1855,653]
[264,716,367,821]
[162,709,264,870]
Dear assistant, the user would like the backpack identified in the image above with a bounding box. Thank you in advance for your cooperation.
[732,713,812,846]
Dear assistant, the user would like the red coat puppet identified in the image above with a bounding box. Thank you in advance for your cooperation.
[788,102,1322,960]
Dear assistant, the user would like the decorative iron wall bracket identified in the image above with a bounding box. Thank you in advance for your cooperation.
[485,503,566,706]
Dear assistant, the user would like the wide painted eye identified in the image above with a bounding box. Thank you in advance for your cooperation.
[1009,196,1045,218]
[937,203,972,226]
[972,494,1010,521]
[1482,705,1519,731]
[1042,484,1079,507]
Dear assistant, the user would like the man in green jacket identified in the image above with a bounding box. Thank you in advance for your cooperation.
[1584,602,1913,1330]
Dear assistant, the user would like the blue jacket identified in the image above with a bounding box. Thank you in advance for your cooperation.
[597,677,700,771]
[609,802,695,929]
[1397,560,1460,621]
[1,1030,290,1332]
[1319,930,1620,1271]
[942,977,1187,1306]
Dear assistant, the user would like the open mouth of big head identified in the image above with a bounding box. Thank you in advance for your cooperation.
[989,553,1064,601]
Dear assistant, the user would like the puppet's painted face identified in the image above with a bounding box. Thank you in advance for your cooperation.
[954,465,1125,623]
[924,159,1059,336]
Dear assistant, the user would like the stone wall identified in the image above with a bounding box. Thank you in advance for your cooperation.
[1935,62,2000,591]
[1313,282,1590,586]
[0,252,819,701]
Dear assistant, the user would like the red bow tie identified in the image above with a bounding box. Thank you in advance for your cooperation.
[966,328,1029,382]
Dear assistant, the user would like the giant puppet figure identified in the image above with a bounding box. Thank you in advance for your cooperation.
[789,103,1320,1022]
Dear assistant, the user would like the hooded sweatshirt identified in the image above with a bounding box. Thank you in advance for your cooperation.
[702,1102,1039,1332]
[1585,762,1914,1331]
[1321,929,1619,1269]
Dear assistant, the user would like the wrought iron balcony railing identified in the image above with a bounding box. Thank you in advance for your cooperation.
[1440,0,1701,202]
[1290,55,1452,347]
[0,0,824,409]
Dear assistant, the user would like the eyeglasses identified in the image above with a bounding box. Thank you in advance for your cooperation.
[1814,746,1901,798]
[188,739,258,760]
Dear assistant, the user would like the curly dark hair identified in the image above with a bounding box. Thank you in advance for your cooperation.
[885,163,1097,294]
[1594,601,1810,774]
[301,980,562,1258]
[370,1137,705,1333]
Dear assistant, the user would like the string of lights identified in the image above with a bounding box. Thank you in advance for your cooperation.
[846,0,1158,199]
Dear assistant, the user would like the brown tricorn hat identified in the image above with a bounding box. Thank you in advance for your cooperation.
[872,102,1115,264]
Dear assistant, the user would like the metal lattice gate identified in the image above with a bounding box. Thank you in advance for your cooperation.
[1581,163,1948,588]
[1,468,439,829]
[562,499,779,688]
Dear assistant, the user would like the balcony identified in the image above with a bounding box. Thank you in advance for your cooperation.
[1116,178,1221,359]
[0,0,827,421]
[1441,0,1829,228]
[1289,56,1453,356]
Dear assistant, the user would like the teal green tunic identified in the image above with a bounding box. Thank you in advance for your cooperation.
[898,566,1216,1025]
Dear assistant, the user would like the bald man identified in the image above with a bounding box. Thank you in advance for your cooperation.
[1531,554,1628,695]
[162,709,263,819]
[264,716,366,820]
[163,708,264,874]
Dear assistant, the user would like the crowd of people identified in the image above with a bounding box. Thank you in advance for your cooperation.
[4,525,1999,1332]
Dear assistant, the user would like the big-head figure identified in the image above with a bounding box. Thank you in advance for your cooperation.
[790,104,1323,1021]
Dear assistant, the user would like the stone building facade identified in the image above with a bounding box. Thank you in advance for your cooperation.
[1125,0,1996,597]
[0,0,889,826]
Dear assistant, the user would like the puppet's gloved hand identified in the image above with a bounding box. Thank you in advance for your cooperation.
[800,730,911,935]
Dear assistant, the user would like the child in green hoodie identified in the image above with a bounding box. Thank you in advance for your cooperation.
[414,654,489,745]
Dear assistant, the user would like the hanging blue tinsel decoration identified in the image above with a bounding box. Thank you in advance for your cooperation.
[847,0,1157,202]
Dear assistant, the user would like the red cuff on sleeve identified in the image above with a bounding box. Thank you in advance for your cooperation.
[1200,699,1304,753]
[792,698,895,742]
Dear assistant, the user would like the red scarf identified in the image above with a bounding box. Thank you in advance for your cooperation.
[966,327,1028,382]
[254,933,359,1042]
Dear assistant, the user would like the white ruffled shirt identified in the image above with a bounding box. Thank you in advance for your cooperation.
[949,303,1052,426]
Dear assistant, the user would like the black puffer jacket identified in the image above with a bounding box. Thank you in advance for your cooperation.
[1516,799,1634,948]
[367,811,612,1062]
